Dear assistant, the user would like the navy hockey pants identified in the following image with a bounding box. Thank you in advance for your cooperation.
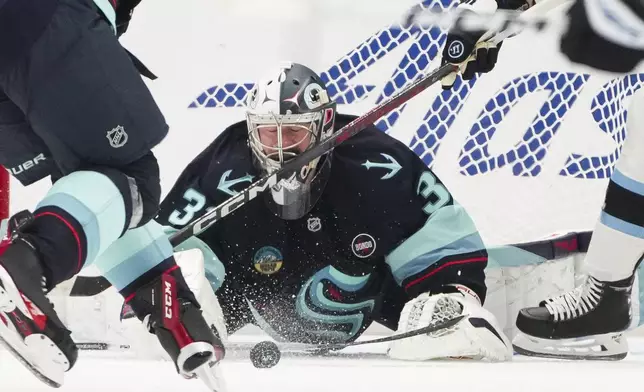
[0,0,167,199]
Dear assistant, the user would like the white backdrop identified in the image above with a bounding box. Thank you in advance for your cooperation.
[9,0,644,246]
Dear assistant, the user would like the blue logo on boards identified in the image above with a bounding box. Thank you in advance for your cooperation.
[188,0,644,179]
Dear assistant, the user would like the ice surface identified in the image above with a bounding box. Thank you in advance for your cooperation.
[3,337,644,392]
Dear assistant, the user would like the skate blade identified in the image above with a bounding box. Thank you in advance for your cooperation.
[512,332,628,360]
[192,362,227,392]
[0,285,66,387]
[0,332,61,388]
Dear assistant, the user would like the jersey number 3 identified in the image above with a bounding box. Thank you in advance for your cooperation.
[168,188,207,226]
[417,171,450,215]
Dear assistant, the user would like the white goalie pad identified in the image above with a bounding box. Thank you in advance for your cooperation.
[47,248,227,360]
[483,250,579,340]
[119,248,228,361]
[483,231,641,341]
[174,248,228,343]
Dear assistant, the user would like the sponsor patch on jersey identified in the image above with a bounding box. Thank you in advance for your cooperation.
[351,233,376,258]
[253,246,284,275]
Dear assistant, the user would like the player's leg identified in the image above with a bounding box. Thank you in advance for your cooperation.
[0,0,218,384]
[119,229,250,339]
[114,246,228,391]
[112,240,227,371]
[96,223,226,375]
[512,91,644,360]
[387,253,511,361]
[0,91,78,387]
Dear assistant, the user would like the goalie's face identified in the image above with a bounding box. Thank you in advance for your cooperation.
[257,123,314,160]
[247,112,321,175]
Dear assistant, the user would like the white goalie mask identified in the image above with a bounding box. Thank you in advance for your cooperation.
[245,62,336,220]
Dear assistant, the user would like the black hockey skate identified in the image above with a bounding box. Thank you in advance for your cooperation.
[0,211,78,388]
[513,274,632,360]
[126,266,225,377]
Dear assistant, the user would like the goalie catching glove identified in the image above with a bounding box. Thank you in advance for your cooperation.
[388,285,512,361]
[441,0,533,89]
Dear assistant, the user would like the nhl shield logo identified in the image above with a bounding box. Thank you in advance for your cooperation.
[106,125,128,148]
[307,217,321,232]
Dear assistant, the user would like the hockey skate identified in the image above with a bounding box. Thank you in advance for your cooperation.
[0,212,78,387]
[513,274,633,360]
[126,266,225,384]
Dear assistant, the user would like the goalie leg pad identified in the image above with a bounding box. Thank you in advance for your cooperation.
[174,248,227,343]
[388,289,512,361]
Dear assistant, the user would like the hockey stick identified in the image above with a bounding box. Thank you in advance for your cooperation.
[76,315,465,357]
[404,0,572,40]
[244,315,466,367]
[69,62,458,297]
[271,314,465,354]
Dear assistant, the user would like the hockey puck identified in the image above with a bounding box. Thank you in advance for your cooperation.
[250,341,281,368]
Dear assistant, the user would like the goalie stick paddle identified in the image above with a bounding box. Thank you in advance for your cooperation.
[69,62,458,297]
[287,314,466,353]
[235,315,467,367]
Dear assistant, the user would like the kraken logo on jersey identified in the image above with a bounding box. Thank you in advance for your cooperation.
[295,266,375,342]
[253,246,284,275]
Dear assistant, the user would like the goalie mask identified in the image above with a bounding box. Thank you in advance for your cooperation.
[246,62,336,220]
